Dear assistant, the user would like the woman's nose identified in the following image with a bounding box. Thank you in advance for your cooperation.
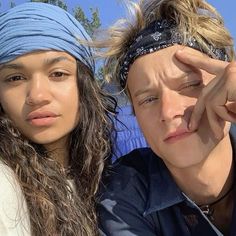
[25,76,52,106]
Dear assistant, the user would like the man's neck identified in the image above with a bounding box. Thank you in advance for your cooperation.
[168,134,234,205]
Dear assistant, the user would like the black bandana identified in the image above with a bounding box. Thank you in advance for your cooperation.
[119,18,228,88]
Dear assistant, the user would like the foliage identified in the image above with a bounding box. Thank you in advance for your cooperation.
[0,0,103,79]
[30,0,67,10]
[0,0,101,38]
[9,0,15,8]
[74,6,101,38]
[30,0,101,37]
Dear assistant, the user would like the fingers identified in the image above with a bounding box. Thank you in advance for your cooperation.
[176,48,236,138]
[207,105,236,139]
[190,89,236,139]
[188,93,205,131]
[189,62,236,138]
[226,102,236,114]
[205,106,225,140]
[189,74,221,131]
[175,48,228,76]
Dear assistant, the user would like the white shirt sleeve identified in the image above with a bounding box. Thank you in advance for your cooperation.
[0,162,31,236]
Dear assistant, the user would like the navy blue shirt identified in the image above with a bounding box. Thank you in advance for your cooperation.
[98,130,236,236]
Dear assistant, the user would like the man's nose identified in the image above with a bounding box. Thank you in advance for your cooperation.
[159,90,186,122]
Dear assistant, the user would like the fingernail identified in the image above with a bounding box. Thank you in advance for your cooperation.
[176,49,183,54]
[216,132,224,140]
[188,121,193,130]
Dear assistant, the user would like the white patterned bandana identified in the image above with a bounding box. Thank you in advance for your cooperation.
[119,18,229,88]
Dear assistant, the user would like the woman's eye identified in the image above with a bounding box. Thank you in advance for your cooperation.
[50,71,69,80]
[51,71,65,77]
[5,75,24,82]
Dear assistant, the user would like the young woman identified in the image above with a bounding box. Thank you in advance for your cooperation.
[0,2,115,235]
[96,0,236,235]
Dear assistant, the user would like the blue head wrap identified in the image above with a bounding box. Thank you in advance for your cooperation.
[0,2,95,73]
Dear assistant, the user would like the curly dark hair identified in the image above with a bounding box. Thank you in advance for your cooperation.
[0,60,116,235]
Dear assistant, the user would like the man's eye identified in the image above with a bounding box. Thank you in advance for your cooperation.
[139,96,159,106]
[180,81,202,90]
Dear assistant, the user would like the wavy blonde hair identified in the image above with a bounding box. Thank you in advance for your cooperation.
[95,0,234,88]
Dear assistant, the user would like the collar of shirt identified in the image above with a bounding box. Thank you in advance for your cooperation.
[143,124,236,217]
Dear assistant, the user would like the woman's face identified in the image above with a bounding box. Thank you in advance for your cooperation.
[0,51,79,150]
[127,45,230,169]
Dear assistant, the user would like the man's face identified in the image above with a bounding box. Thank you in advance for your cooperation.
[127,45,230,170]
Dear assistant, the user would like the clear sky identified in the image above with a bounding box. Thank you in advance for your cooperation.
[1,0,236,44]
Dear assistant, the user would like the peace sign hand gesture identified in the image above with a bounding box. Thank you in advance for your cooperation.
[175,48,236,139]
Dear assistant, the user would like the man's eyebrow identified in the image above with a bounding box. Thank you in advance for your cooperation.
[133,71,191,98]
[168,71,191,82]
[134,88,152,98]
[44,56,75,66]
[0,63,24,70]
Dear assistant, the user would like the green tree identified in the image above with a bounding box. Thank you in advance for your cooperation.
[0,0,101,38]
[74,6,101,38]
[9,0,15,8]
[30,0,67,10]
[0,0,103,79]
[0,0,15,9]
[29,0,101,38]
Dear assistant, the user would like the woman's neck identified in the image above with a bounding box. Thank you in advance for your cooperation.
[169,134,234,206]
[50,147,69,168]
[44,138,69,168]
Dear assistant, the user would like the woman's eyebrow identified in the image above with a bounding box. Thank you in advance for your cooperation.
[0,57,75,72]
[43,56,75,66]
[0,63,24,70]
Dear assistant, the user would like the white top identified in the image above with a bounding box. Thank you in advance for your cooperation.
[0,162,31,235]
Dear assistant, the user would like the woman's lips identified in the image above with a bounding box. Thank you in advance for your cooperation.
[26,111,59,127]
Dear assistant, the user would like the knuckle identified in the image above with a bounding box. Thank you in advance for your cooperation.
[205,97,212,107]
[222,62,236,85]
[225,62,236,75]
[200,88,210,101]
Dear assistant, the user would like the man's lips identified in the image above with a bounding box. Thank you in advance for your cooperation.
[164,129,193,143]
[26,111,59,126]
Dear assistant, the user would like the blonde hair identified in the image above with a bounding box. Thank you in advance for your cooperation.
[95,0,234,88]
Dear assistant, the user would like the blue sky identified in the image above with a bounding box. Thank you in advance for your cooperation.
[1,0,236,43]
[74,0,236,43]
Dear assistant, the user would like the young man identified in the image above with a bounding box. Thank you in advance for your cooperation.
[97,0,236,235]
